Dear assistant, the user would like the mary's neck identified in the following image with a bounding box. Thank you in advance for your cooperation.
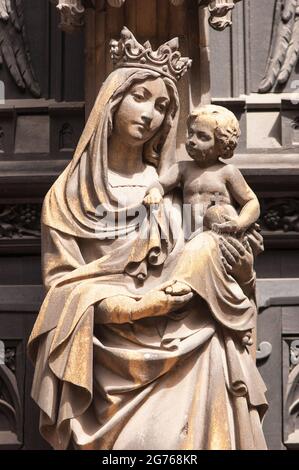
[108,133,146,175]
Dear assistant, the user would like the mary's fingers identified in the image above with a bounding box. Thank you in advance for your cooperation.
[169,283,192,295]
[246,231,264,255]
[219,240,237,265]
[221,256,233,273]
[253,222,262,232]
[169,292,194,306]
[243,236,251,252]
[158,279,176,291]
[248,228,263,241]
[226,236,246,256]
[165,286,173,294]
[220,237,239,260]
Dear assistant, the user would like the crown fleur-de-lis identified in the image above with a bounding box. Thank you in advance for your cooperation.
[109,27,192,82]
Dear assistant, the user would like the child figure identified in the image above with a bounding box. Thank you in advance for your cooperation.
[143,105,260,346]
[144,104,259,238]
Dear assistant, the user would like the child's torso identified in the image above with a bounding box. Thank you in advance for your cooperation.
[182,162,233,208]
[181,162,236,232]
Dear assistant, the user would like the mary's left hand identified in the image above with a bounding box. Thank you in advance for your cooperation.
[219,235,254,284]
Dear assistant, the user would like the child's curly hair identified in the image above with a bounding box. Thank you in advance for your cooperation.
[187,104,241,160]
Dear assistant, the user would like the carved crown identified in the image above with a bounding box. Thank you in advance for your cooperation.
[109,27,192,82]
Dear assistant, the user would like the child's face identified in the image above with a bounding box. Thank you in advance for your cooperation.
[185,118,219,165]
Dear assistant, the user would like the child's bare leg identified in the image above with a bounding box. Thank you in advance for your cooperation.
[164,280,192,296]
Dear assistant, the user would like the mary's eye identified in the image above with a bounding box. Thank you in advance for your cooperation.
[156,103,166,113]
[132,93,144,101]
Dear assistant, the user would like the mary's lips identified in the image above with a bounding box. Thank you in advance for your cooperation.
[133,121,149,131]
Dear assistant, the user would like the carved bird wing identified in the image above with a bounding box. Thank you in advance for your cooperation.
[259,0,299,93]
[0,0,41,97]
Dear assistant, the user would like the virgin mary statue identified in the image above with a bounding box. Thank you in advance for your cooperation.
[28,28,268,450]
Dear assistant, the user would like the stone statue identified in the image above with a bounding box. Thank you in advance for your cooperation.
[28,27,268,450]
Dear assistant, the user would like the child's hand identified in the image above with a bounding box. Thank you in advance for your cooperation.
[212,216,240,234]
[143,187,163,206]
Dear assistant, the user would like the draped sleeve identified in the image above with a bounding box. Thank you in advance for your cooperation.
[41,224,85,291]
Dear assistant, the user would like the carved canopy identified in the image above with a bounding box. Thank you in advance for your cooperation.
[50,0,242,33]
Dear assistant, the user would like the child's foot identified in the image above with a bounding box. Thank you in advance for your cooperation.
[236,329,254,347]
[242,333,253,346]
[164,281,192,296]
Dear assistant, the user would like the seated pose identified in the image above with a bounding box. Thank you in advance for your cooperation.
[28,29,267,450]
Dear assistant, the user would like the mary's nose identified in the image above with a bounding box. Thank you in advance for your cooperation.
[141,103,154,126]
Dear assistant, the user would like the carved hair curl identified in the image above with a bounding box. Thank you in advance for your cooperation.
[188,104,241,160]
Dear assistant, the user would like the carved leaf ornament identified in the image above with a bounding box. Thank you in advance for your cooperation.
[259,0,299,93]
[0,0,41,96]
[52,0,242,33]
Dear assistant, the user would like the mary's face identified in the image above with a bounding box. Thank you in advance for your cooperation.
[113,77,170,145]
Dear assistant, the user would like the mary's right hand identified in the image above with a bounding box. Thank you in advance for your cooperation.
[132,282,194,321]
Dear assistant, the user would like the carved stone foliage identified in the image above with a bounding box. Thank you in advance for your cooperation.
[0,341,22,448]
[0,0,41,97]
[260,199,299,233]
[290,339,299,365]
[50,0,87,33]
[199,0,242,31]
[51,0,242,33]
[0,342,16,372]
[281,101,299,148]
[0,204,41,239]
[284,338,299,448]
[256,341,273,362]
[259,0,299,93]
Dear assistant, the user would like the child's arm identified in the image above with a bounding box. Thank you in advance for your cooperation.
[144,162,183,206]
[216,164,260,233]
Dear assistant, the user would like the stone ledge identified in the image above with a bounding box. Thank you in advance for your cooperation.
[256,278,299,309]
[0,285,45,312]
